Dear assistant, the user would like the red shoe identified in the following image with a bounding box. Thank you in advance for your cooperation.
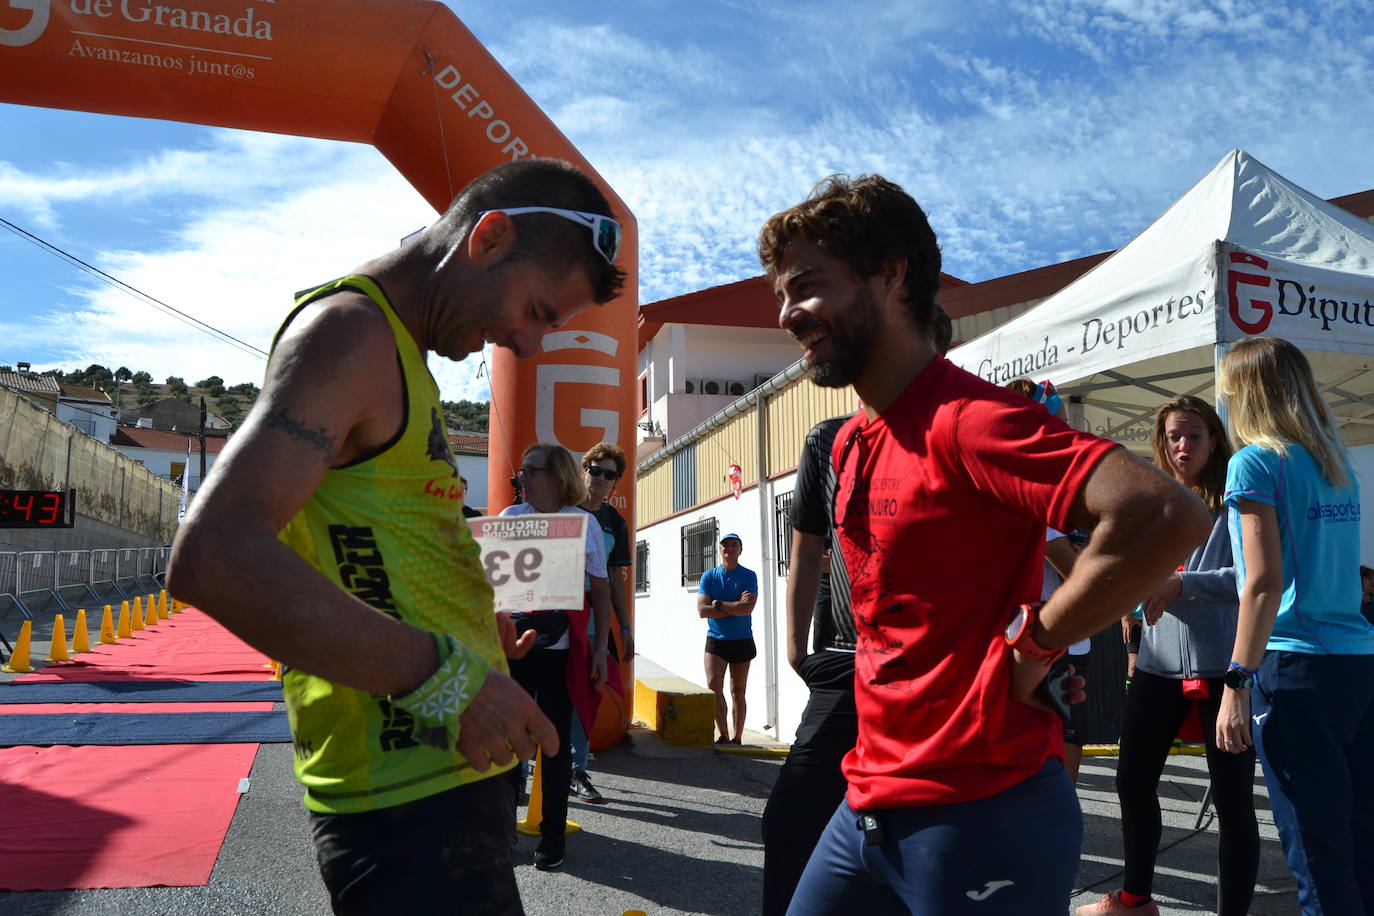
[1074,891,1159,915]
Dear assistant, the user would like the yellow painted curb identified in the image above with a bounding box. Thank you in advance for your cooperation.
[632,657,716,748]
[1083,742,1207,757]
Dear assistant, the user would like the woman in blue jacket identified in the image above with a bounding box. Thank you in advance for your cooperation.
[1079,396,1257,916]
[1217,337,1374,914]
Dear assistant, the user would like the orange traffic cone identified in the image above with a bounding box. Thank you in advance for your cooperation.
[72,608,91,654]
[515,751,581,837]
[2,620,32,673]
[47,614,69,662]
[117,600,132,638]
[131,597,145,631]
[100,604,116,644]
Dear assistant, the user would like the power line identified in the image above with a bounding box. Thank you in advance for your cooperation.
[1,216,270,361]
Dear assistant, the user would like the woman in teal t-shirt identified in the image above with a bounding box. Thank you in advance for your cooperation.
[1217,337,1374,914]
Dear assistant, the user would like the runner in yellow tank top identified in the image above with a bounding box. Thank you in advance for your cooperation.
[167,158,626,912]
[276,274,510,813]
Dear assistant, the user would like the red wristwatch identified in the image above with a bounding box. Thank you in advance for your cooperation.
[1004,603,1065,663]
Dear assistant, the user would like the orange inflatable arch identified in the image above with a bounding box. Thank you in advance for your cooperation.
[0,0,637,742]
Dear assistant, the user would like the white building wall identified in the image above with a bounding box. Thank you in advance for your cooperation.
[456,455,490,512]
[112,445,220,488]
[680,326,798,393]
[57,401,115,443]
[639,324,802,443]
[632,471,811,743]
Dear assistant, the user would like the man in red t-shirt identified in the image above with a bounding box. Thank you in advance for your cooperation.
[757,175,1211,913]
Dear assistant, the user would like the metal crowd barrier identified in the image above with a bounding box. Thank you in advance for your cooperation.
[0,546,170,624]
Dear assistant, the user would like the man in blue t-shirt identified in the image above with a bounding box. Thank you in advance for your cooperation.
[698,533,759,744]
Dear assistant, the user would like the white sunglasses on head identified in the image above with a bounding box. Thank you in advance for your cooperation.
[478,206,621,265]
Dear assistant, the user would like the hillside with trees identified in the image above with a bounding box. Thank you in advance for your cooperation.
[44,363,488,433]
[46,364,261,428]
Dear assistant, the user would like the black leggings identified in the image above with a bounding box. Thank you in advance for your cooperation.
[1116,670,1260,915]
[506,648,572,838]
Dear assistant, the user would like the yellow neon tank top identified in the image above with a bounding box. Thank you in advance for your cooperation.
[274,274,510,814]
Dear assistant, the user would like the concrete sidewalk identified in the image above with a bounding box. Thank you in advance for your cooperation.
[4,726,1300,915]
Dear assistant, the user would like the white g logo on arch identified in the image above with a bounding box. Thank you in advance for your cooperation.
[0,0,49,46]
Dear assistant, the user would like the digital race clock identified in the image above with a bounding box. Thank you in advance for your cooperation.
[0,489,75,528]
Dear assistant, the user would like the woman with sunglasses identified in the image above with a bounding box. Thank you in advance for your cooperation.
[1216,337,1374,914]
[500,442,612,872]
[1079,395,1258,916]
[563,442,634,804]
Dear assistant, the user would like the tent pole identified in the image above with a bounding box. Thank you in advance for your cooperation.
[1212,239,1233,441]
[1214,342,1231,437]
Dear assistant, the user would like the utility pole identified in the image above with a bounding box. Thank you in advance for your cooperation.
[198,396,207,491]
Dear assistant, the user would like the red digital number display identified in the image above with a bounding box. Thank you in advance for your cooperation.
[0,490,73,528]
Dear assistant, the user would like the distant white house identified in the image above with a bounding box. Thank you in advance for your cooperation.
[0,365,119,444]
[110,425,228,491]
[56,383,116,442]
[448,430,490,512]
[0,363,62,414]
[635,277,801,452]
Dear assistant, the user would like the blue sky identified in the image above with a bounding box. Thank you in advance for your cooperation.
[3,0,1373,402]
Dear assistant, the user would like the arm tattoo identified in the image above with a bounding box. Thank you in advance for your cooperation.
[263,408,338,465]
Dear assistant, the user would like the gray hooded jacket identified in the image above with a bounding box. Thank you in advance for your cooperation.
[1136,511,1238,680]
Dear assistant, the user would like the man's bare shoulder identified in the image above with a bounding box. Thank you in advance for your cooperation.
[259,292,403,464]
[273,291,395,372]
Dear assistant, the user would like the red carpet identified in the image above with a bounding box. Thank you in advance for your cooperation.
[0,607,277,890]
[0,744,259,890]
[16,608,276,682]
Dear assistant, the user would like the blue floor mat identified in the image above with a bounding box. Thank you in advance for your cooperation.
[0,711,291,746]
[0,680,282,704]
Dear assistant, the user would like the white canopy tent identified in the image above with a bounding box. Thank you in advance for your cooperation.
[949,149,1374,451]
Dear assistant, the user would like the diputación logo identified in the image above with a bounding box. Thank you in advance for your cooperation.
[0,0,50,46]
[1228,249,1374,336]
[1227,251,1274,334]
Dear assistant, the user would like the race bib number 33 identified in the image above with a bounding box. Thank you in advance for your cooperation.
[469,513,587,612]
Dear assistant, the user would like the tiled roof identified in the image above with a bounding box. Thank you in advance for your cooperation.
[0,370,61,395]
[111,426,229,453]
[448,431,489,455]
[58,383,112,403]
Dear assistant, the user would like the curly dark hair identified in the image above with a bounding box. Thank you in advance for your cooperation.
[757,174,942,333]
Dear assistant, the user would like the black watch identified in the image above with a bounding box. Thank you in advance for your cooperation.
[1223,668,1254,690]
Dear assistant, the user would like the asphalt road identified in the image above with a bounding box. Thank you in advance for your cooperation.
[2,729,1301,916]
[1,612,1300,915]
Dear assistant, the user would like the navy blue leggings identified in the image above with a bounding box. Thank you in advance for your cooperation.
[1252,651,1374,914]
[786,760,1081,915]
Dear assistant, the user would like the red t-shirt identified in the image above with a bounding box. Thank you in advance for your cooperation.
[833,356,1118,810]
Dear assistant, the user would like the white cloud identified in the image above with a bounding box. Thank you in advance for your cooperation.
[11,136,502,400]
